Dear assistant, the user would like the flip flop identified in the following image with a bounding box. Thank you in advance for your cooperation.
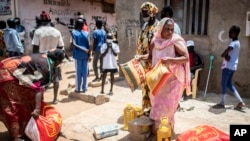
[108,91,113,96]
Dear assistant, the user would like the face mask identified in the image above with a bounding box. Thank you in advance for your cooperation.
[107,39,113,43]
[143,17,150,22]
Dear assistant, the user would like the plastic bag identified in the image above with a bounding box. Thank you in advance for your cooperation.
[25,104,62,141]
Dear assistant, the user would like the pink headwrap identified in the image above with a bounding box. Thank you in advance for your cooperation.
[152,17,180,49]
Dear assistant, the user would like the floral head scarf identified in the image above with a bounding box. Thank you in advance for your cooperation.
[140,2,158,17]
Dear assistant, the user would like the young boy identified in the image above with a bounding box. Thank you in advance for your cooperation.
[212,25,245,110]
[92,19,106,82]
[100,33,120,95]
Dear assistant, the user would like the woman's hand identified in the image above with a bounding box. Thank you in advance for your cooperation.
[135,54,149,61]
[31,108,40,118]
[161,57,172,66]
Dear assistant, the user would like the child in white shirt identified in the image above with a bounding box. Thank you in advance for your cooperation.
[100,33,120,95]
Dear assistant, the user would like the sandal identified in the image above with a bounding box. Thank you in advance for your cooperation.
[108,91,113,96]
[53,99,59,104]
[234,102,245,110]
[212,103,225,109]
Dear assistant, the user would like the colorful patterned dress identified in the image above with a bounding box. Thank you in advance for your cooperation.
[136,20,159,112]
[0,29,7,60]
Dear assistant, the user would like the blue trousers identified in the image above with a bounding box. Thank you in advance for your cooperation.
[75,59,88,91]
[221,68,236,95]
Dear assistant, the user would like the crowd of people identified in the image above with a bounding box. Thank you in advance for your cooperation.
[0,1,245,140]
[0,9,121,140]
[0,11,67,141]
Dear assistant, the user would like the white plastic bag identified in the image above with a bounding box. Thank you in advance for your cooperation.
[24,117,40,141]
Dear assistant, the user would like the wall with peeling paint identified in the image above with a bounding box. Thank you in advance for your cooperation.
[14,0,116,54]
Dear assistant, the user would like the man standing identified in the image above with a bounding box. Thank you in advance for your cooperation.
[32,11,64,104]
[71,18,90,93]
[92,19,106,82]
[15,17,26,45]
[160,6,181,35]
[4,18,24,57]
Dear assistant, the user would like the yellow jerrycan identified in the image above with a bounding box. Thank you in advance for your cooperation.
[123,103,136,130]
[157,117,172,141]
[133,106,143,118]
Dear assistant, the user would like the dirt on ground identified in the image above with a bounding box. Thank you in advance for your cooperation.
[0,60,249,141]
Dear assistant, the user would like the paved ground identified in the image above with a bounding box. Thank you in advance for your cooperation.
[0,60,250,141]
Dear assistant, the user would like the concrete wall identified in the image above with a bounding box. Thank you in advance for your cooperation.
[116,0,250,98]
[14,0,116,54]
[0,0,17,21]
[115,0,164,73]
[203,0,250,97]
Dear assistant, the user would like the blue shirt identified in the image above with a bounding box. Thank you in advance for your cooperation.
[72,29,89,60]
[3,28,24,53]
[92,29,106,53]
[16,25,25,33]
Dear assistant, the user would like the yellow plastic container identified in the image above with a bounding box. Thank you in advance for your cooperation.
[134,106,142,118]
[157,117,172,141]
[123,104,136,130]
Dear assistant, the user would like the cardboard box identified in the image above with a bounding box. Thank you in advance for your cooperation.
[128,116,153,134]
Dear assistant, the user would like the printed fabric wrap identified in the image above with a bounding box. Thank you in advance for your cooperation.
[0,56,46,92]
[146,60,171,95]
[175,125,229,141]
[120,58,145,92]
[25,103,62,141]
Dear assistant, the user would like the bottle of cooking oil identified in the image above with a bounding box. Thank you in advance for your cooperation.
[134,106,142,118]
[123,103,136,130]
[157,117,172,141]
